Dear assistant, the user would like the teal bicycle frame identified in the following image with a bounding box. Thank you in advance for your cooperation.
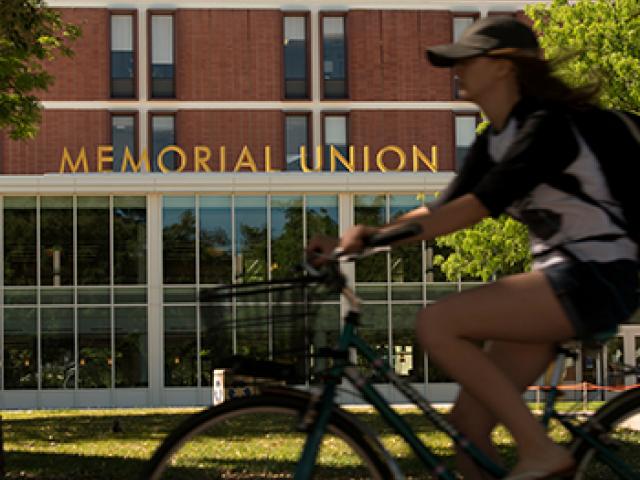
[291,283,639,480]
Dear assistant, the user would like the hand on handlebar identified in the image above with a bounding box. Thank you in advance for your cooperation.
[306,225,379,266]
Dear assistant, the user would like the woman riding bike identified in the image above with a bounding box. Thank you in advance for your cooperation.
[309,16,639,480]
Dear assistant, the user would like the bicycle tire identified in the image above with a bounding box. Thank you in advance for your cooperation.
[142,387,399,480]
[571,387,640,479]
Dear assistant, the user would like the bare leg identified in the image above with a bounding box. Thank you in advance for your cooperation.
[449,342,555,479]
[416,270,575,475]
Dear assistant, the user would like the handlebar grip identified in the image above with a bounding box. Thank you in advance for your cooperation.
[364,222,423,247]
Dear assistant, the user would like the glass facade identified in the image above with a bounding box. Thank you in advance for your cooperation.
[2,196,148,390]
[1,192,638,403]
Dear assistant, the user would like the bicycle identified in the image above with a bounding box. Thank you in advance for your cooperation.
[142,223,640,479]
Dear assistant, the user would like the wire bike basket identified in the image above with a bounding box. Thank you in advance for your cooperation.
[200,270,338,391]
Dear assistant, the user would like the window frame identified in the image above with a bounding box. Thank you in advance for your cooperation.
[109,10,138,100]
[452,110,482,172]
[319,11,349,100]
[148,10,177,100]
[451,13,479,100]
[109,111,139,173]
[283,111,313,171]
[321,111,350,171]
[282,11,311,101]
[149,111,178,172]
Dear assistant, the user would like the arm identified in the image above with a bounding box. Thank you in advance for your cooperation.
[340,193,489,252]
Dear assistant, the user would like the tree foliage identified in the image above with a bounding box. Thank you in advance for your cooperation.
[435,0,639,281]
[527,0,640,113]
[0,0,80,139]
[434,215,531,282]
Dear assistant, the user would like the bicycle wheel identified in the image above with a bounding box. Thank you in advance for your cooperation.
[571,388,640,479]
[143,387,397,480]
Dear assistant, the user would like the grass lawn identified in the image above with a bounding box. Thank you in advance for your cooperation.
[0,401,633,479]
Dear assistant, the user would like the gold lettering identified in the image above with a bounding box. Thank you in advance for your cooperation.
[300,146,322,172]
[412,145,438,172]
[121,146,150,172]
[97,145,113,172]
[363,145,370,172]
[194,146,212,172]
[376,145,406,172]
[158,146,187,173]
[234,146,258,172]
[330,145,355,173]
[264,145,280,172]
[59,147,89,173]
[219,146,226,172]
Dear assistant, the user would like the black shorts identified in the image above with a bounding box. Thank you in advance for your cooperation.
[543,260,639,341]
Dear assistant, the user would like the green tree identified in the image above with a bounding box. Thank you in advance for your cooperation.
[527,0,640,113]
[434,215,531,282]
[0,0,80,139]
[435,0,640,281]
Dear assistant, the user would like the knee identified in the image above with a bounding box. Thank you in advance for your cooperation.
[415,306,452,353]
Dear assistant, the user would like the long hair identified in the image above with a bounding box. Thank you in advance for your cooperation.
[502,54,601,109]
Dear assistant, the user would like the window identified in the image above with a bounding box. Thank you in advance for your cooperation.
[111,114,136,172]
[283,14,309,99]
[110,13,136,98]
[150,13,175,98]
[284,114,310,171]
[455,114,478,171]
[323,114,349,171]
[452,15,478,99]
[321,15,347,99]
[151,114,176,172]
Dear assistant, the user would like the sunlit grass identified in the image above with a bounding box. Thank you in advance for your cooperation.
[1,402,636,479]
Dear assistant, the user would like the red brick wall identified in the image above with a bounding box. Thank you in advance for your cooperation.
[350,110,453,171]
[2,110,109,174]
[347,10,452,101]
[177,110,284,171]
[39,9,110,100]
[177,10,282,100]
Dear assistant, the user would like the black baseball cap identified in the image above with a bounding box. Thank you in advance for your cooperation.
[426,16,540,68]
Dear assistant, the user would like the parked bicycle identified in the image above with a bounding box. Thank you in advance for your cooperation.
[143,224,640,479]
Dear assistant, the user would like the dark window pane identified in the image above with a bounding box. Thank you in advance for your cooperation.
[200,304,232,386]
[271,196,303,279]
[115,307,148,387]
[4,197,36,286]
[111,52,134,98]
[324,116,348,171]
[112,116,135,172]
[358,304,389,383]
[323,17,346,98]
[111,15,134,98]
[200,196,232,285]
[114,196,147,284]
[355,195,387,282]
[235,196,267,282]
[151,15,174,98]
[455,116,476,172]
[40,197,73,286]
[4,308,37,389]
[152,116,176,172]
[284,17,307,98]
[163,196,195,284]
[285,116,308,171]
[78,307,112,388]
[164,306,197,386]
[77,197,110,285]
[306,195,339,240]
[41,308,74,389]
[236,305,268,360]
[390,195,423,286]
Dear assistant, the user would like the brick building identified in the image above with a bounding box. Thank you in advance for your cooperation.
[0,0,634,409]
